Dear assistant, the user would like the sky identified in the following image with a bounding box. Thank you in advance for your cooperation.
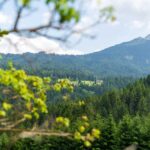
[0,0,150,55]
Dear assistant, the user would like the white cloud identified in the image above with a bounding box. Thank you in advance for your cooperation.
[131,20,144,29]
[0,12,12,24]
[0,34,82,55]
[42,12,51,24]
[102,0,150,29]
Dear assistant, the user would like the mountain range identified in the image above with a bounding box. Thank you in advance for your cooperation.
[1,35,150,78]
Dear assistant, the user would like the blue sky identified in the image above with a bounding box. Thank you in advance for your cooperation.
[0,0,150,54]
[73,0,150,53]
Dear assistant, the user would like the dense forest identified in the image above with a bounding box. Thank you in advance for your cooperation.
[0,69,150,149]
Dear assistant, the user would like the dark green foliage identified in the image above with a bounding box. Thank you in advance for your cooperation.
[11,137,83,150]
[118,116,140,149]
[92,115,118,150]
[0,133,10,150]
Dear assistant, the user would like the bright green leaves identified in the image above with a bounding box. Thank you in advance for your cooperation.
[33,111,40,119]
[0,68,50,120]
[84,140,92,147]
[35,98,48,113]
[56,116,70,127]
[2,102,12,111]
[59,7,80,23]
[74,115,101,147]
[43,77,51,83]
[100,6,116,22]
[91,128,100,139]
[78,100,85,106]
[0,110,6,117]
[53,83,61,92]
[54,79,73,92]
[78,125,85,133]
[81,115,88,122]
[0,30,8,37]
[45,0,80,23]
[24,114,32,120]
[74,131,81,140]
[20,0,31,6]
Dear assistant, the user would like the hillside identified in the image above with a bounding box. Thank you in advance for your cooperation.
[1,35,150,78]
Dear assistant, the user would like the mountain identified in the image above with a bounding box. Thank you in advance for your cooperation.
[1,35,150,78]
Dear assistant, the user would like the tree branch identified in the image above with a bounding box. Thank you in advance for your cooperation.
[0,128,71,138]
[9,24,61,33]
[6,118,26,129]
[35,31,65,41]
[13,6,25,31]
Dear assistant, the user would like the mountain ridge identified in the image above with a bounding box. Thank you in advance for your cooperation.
[1,35,150,78]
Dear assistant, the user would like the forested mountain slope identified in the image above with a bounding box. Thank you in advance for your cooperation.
[1,35,150,78]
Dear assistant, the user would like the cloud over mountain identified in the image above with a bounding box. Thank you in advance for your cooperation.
[0,34,82,55]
